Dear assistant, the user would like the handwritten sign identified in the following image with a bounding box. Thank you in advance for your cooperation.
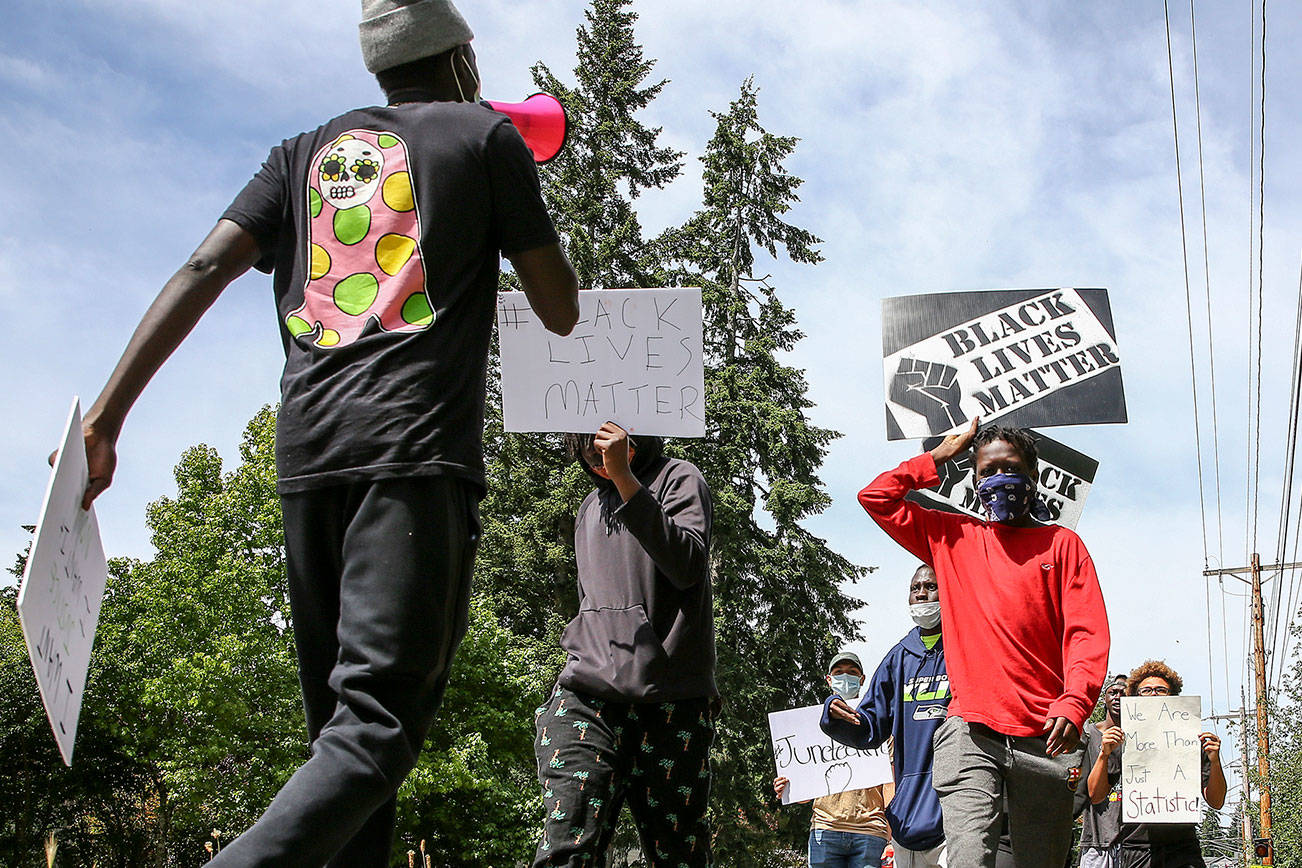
[909,429,1099,529]
[498,288,706,437]
[1120,696,1202,824]
[882,288,1127,440]
[768,704,892,804]
[17,398,109,766]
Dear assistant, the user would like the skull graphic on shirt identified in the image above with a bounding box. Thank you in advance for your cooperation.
[285,130,431,348]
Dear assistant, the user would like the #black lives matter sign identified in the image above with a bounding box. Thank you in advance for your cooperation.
[908,430,1099,529]
[882,288,1127,440]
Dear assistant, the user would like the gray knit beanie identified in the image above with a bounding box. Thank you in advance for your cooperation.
[359,0,474,74]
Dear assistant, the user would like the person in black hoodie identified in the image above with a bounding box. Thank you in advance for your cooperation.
[532,421,716,868]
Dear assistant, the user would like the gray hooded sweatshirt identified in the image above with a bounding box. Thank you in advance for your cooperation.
[558,441,717,702]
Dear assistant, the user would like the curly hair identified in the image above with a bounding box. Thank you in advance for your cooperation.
[973,425,1038,473]
[1125,659,1184,696]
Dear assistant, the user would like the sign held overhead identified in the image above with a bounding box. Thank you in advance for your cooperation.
[882,288,1126,440]
[498,287,706,437]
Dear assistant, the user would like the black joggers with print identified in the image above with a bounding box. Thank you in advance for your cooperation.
[212,476,479,868]
[532,685,716,867]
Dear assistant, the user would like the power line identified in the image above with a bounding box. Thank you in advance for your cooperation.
[1163,0,1211,568]
[1251,0,1266,555]
[1189,0,1226,565]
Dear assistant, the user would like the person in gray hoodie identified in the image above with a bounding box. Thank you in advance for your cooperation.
[532,421,716,868]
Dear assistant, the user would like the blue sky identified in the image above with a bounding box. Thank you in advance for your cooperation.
[4,0,1302,812]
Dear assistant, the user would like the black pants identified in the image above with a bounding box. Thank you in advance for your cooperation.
[213,476,479,868]
[532,686,716,867]
[1120,842,1205,868]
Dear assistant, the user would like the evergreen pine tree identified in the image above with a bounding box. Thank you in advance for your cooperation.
[658,79,867,861]
[476,0,684,642]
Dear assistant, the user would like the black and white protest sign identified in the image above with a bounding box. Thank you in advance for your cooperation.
[18,398,109,765]
[767,705,892,804]
[1121,696,1203,824]
[908,429,1099,528]
[498,288,705,437]
[882,288,1126,440]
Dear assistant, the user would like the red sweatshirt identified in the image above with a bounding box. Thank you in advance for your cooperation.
[860,453,1109,735]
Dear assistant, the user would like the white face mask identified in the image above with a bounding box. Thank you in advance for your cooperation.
[829,673,862,701]
[909,601,942,629]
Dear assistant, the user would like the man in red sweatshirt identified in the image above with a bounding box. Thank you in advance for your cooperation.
[859,418,1108,868]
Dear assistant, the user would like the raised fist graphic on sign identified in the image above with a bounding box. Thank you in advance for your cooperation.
[891,357,967,436]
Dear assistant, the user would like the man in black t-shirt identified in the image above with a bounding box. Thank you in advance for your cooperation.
[73,2,578,866]
[1078,675,1128,868]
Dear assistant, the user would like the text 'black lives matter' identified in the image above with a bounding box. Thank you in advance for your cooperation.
[882,288,1126,440]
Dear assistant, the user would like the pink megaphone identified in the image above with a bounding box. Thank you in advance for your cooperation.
[486,93,568,164]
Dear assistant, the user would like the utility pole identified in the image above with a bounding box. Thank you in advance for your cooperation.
[1203,554,1299,867]
[1207,700,1254,864]
[1241,690,1252,867]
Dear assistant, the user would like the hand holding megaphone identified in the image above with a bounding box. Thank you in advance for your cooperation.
[484,93,568,163]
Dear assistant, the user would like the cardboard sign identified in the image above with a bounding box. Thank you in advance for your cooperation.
[17,398,109,766]
[908,430,1099,528]
[768,704,892,804]
[882,288,1126,440]
[1120,696,1203,824]
[498,288,706,437]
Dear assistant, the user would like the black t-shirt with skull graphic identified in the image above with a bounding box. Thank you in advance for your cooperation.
[221,100,558,495]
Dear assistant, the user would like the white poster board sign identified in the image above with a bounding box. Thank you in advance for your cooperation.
[768,704,892,804]
[1120,695,1202,824]
[498,288,706,437]
[17,398,109,765]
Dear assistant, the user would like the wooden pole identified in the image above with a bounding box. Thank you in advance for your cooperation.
[1250,553,1273,865]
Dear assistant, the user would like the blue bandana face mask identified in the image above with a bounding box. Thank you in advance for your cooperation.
[976,472,1052,523]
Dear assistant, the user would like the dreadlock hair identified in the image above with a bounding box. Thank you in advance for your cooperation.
[972,425,1038,474]
[1125,660,1184,696]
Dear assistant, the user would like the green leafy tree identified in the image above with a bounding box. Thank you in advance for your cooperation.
[1265,636,1302,866]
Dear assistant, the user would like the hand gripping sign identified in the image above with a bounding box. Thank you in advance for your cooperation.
[498,288,706,437]
[18,398,109,765]
[882,288,1127,440]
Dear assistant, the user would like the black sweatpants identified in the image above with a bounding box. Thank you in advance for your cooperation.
[213,475,479,868]
[532,685,716,867]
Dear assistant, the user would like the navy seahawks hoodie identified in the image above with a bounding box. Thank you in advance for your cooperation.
[820,628,949,850]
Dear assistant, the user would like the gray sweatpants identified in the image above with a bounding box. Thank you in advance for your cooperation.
[931,716,1084,868]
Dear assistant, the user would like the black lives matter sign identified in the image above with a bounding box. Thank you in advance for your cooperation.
[882,288,1126,440]
[907,430,1099,529]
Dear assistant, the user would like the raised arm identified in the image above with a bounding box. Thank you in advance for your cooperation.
[77,219,262,508]
[858,418,978,564]
[1087,726,1123,804]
